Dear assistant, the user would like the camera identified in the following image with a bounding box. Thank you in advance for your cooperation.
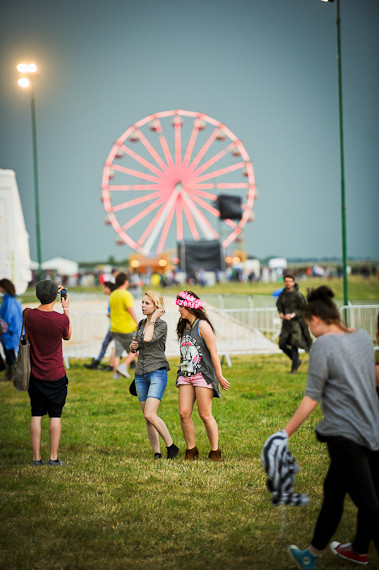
[60,288,67,301]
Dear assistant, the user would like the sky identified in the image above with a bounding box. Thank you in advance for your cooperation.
[1,0,378,264]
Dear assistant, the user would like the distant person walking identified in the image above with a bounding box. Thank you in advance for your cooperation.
[176,291,230,461]
[109,272,137,379]
[280,286,379,569]
[0,278,23,380]
[130,291,179,460]
[276,273,312,373]
[26,280,71,466]
[84,281,116,370]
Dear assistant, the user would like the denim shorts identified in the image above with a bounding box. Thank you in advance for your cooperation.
[134,369,168,402]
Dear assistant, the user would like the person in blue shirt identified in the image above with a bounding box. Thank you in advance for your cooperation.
[0,278,23,380]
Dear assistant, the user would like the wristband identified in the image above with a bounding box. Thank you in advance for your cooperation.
[63,308,69,312]
[148,321,155,326]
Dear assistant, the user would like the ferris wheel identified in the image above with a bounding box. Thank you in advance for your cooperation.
[101,110,256,255]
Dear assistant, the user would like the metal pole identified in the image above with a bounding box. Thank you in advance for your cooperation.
[30,83,43,281]
[336,0,349,308]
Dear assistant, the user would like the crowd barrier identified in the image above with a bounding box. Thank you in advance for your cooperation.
[63,304,379,361]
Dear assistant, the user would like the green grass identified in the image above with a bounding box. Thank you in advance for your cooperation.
[1,355,378,569]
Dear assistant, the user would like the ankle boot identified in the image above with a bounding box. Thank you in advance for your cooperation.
[184,446,199,460]
[167,443,179,459]
[208,448,222,462]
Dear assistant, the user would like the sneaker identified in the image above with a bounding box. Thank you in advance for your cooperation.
[154,453,162,459]
[167,443,179,460]
[48,458,65,466]
[288,545,318,569]
[330,542,368,565]
[84,359,100,370]
[33,459,43,466]
[117,363,130,378]
[100,365,113,372]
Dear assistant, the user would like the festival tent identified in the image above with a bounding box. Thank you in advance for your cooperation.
[30,257,79,276]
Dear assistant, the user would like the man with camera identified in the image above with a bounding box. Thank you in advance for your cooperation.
[25,280,71,466]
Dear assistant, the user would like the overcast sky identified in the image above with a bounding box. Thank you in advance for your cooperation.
[1,0,378,263]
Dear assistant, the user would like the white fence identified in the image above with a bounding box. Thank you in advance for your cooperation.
[63,304,379,360]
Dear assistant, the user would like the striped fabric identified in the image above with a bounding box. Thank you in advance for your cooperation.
[261,430,310,507]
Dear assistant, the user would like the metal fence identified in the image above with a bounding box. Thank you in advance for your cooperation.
[340,304,379,347]
[63,304,379,360]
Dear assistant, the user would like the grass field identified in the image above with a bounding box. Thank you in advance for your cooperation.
[1,354,378,569]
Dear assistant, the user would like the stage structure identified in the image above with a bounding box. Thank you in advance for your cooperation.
[101,110,256,255]
[178,240,224,274]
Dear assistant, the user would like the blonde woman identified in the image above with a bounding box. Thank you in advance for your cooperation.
[130,292,179,460]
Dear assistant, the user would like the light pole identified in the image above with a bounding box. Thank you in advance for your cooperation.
[321,0,349,308]
[17,63,43,281]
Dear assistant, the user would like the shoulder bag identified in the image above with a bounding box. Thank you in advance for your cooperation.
[12,308,31,392]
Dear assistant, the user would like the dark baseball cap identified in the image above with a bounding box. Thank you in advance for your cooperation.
[36,280,58,304]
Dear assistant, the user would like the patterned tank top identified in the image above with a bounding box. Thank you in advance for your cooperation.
[177,320,221,398]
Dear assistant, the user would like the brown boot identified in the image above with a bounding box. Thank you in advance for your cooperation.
[184,446,199,460]
[208,448,222,462]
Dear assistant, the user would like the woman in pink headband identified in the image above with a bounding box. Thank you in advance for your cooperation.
[175,290,230,461]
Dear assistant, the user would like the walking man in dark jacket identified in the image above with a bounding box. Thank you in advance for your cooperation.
[276,273,312,373]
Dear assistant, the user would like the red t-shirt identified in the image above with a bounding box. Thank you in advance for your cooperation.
[25,308,69,381]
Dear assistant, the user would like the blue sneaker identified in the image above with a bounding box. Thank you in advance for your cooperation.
[288,545,318,569]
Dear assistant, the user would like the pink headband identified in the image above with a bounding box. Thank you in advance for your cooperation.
[176,291,204,310]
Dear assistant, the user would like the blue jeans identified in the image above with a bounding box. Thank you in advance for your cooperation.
[97,329,112,362]
[134,369,168,402]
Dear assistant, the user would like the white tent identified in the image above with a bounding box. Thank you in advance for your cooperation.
[31,257,78,276]
[0,169,32,294]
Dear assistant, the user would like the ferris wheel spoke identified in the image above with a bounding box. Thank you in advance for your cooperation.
[190,194,220,218]
[189,188,217,200]
[157,199,177,254]
[194,161,246,184]
[118,143,165,176]
[136,129,169,172]
[216,182,250,189]
[223,227,242,248]
[181,193,218,240]
[182,119,201,167]
[181,198,200,240]
[121,197,164,231]
[108,184,159,191]
[176,199,183,241]
[224,218,239,229]
[188,127,220,172]
[138,189,179,253]
[159,133,175,168]
[111,191,161,213]
[174,117,182,166]
[112,163,160,183]
[191,141,236,178]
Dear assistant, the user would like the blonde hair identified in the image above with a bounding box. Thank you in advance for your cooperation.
[144,291,164,309]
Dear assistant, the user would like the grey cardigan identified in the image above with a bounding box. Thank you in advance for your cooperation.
[134,317,170,375]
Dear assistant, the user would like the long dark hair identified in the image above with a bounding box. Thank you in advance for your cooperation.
[302,285,347,329]
[176,290,215,339]
[0,278,16,296]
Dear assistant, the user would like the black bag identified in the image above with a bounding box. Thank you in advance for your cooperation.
[129,379,137,396]
[12,309,31,392]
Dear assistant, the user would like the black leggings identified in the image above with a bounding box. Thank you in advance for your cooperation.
[311,437,379,552]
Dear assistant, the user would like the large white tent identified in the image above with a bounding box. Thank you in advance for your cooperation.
[30,257,79,276]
